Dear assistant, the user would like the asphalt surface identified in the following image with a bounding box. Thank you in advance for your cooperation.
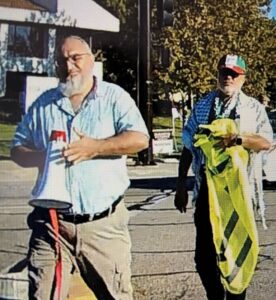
[0,158,275,299]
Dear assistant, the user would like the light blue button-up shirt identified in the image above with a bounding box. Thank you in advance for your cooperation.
[12,78,149,214]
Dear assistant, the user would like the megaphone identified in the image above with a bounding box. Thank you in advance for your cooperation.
[29,130,72,209]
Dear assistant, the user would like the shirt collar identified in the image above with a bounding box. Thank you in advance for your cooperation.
[55,76,101,115]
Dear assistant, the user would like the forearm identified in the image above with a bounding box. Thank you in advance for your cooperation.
[97,131,149,155]
[10,146,45,168]
[64,130,149,164]
[177,146,192,181]
[238,134,271,152]
[175,146,192,213]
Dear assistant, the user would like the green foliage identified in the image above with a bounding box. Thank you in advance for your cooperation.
[95,1,275,104]
[93,0,138,99]
[153,0,276,100]
[0,124,16,157]
[95,0,130,24]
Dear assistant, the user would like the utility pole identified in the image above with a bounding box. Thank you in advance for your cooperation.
[137,0,154,165]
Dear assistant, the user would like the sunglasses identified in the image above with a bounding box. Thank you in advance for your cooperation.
[218,69,241,78]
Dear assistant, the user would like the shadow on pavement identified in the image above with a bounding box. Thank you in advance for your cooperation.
[130,176,194,191]
[0,155,10,161]
[130,176,276,191]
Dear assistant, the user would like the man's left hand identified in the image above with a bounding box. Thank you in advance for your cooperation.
[214,134,237,149]
[222,134,237,148]
[63,128,103,164]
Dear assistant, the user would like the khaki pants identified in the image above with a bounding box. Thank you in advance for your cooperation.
[27,201,133,300]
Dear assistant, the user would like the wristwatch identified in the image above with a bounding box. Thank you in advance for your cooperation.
[236,136,242,145]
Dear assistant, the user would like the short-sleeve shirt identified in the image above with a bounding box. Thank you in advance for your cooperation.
[12,78,149,214]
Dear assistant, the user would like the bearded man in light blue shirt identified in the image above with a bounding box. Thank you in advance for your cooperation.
[11,35,149,300]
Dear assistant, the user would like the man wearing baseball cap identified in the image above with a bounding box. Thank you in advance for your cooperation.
[174,54,273,299]
[218,54,247,74]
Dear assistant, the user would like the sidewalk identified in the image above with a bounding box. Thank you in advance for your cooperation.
[0,157,180,182]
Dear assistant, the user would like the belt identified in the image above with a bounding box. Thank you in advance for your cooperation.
[58,196,123,224]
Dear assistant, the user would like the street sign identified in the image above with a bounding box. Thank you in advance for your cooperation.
[152,129,174,154]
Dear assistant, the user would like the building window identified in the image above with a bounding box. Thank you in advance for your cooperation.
[8,24,48,58]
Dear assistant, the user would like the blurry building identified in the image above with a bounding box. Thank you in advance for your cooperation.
[0,0,119,120]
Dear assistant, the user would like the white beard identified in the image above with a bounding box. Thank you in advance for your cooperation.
[217,82,243,97]
[218,85,236,97]
[59,76,85,97]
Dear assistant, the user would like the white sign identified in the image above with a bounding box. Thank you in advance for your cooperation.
[152,129,174,154]
[23,76,59,113]
[93,61,103,80]
[152,139,174,154]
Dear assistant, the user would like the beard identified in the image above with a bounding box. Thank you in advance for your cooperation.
[218,85,237,97]
[217,81,242,97]
[59,75,86,97]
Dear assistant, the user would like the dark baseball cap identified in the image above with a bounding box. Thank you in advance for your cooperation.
[218,54,247,75]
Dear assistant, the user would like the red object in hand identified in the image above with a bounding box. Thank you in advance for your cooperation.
[50,130,66,142]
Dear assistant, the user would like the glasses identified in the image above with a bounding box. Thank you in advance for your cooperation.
[218,69,241,78]
[56,53,91,68]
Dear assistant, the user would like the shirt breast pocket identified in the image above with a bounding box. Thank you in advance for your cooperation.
[83,112,117,139]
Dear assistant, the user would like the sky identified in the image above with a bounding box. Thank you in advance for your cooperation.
[269,0,276,18]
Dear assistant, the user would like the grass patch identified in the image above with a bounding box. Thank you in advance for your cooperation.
[0,123,16,158]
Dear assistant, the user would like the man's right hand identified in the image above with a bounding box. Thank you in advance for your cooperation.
[174,146,192,213]
[174,183,189,213]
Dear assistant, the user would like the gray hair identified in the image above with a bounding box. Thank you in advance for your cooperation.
[63,36,92,53]
[55,36,93,59]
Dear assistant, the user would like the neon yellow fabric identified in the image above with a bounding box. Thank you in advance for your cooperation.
[194,118,259,294]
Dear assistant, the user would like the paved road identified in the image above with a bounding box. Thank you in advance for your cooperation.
[0,159,275,299]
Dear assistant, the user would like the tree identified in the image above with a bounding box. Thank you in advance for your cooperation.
[93,0,139,99]
[95,0,275,104]
[152,0,276,101]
